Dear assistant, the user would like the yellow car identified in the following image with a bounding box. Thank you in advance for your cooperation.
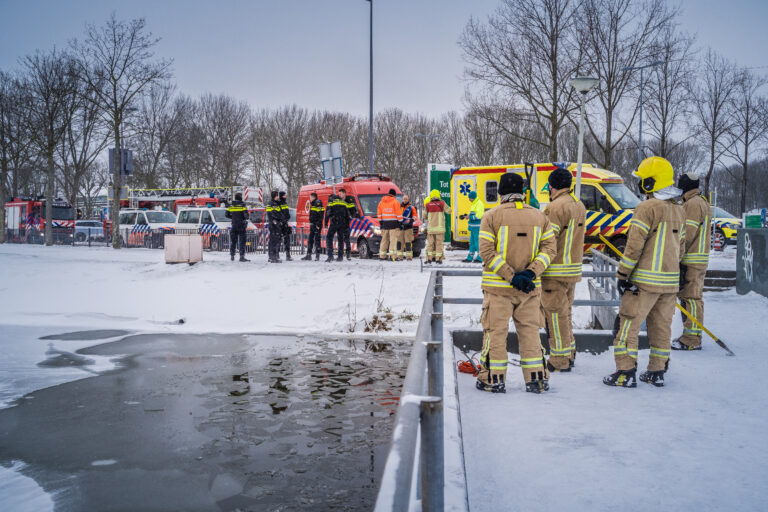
[711,206,741,246]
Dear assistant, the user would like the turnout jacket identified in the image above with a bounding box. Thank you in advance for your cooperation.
[324,195,349,227]
[266,198,283,227]
[377,194,403,230]
[541,188,587,282]
[308,198,325,225]
[225,199,249,232]
[425,198,451,234]
[479,199,557,297]
[617,196,686,293]
[680,188,711,269]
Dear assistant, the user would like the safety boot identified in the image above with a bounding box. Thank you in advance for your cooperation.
[475,374,505,393]
[547,361,571,373]
[285,253,293,261]
[346,250,351,261]
[301,254,312,261]
[239,256,250,262]
[671,337,701,351]
[337,255,344,262]
[464,256,473,263]
[326,255,334,262]
[230,254,235,261]
[315,252,320,261]
[639,370,665,387]
[473,257,483,263]
[602,368,637,388]
[525,379,550,393]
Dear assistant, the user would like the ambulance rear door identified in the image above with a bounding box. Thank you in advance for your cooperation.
[452,174,476,243]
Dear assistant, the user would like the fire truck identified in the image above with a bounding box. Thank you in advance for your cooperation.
[4,197,75,244]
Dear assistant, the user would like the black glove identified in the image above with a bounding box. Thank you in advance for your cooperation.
[679,264,688,288]
[459,214,468,220]
[617,279,635,295]
[511,270,536,294]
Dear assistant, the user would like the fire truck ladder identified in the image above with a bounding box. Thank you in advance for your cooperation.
[127,186,255,208]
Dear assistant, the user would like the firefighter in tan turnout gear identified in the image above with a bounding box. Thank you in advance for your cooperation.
[476,173,557,394]
[604,156,685,388]
[540,167,586,372]
[673,173,711,351]
[424,189,451,264]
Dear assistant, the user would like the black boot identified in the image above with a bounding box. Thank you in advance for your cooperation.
[475,374,505,393]
[639,370,665,387]
[671,337,701,351]
[336,254,343,262]
[315,252,320,261]
[547,361,571,373]
[326,254,334,262]
[602,368,637,388]
[525,379,550,393]
[346,250,351,261]
[302,254,312,261]
[239,256,250,262]
[230,254,235,261]
[285,252,292,261]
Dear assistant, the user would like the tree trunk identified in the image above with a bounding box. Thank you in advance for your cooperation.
[45,144,54,247]
[703,136,716,199]
[111,121,121,249]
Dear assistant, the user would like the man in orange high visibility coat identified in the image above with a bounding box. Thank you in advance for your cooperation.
[377,189,403,261]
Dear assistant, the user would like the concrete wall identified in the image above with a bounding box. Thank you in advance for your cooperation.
[737,228,768,298]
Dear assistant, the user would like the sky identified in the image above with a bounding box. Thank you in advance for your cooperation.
[0,0,767,117]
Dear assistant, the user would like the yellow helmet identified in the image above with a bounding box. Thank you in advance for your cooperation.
[430,189,441,199]
[634,156,674,194]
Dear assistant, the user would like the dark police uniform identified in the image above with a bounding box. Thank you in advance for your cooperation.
[324,194,348,260]
[225,198,249,259]
[308,198,325,257]
[342,196,359,259]
[267,197,283,262]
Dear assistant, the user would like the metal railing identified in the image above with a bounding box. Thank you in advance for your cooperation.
[590,249,621,305]
[375,270,445,512]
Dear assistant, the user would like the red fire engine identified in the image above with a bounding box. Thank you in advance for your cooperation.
[4,197,75,243]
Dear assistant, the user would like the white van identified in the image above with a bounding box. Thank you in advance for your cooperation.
[118,209,177,246]
[175,207,256,233]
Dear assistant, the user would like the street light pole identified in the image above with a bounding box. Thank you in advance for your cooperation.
[368,0,374,175]
[570,77,599,199]
[623,60,664,167]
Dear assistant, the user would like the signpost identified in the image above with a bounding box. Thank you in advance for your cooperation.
[319,141,344,189]
[427,163,453,243]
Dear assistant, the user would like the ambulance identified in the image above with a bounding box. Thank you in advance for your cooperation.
[296,173,425,258]
[450,163,641,253]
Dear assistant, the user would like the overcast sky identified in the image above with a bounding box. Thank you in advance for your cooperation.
[1,0,766,117]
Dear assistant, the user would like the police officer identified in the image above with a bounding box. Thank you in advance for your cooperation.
[302,192,324,261]
[477,173,557,394]
[324,191,348,262]
[540,168,586,372]
[399,195,417,261]
[673,173,711,351]
[342,191,359,260]
[225,192,250,262]
[267,190,283,263]
[278,191,292,261]
[604,156,685,388]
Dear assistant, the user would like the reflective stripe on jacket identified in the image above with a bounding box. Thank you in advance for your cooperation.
[225,199,249,231]
[468,198,485,229]
[478,200,557,297]
[324,195,349,227]
[541,188,586,282]
[309,199,325,225]
[377,194,402,229]
[617,196,686,293]
[680,189,711,269]
[425,199,451,234]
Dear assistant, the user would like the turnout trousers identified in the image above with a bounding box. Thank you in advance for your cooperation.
[541,279,576,370]
[678,266,706,348]
[398,227,414,260]
[229,229,246,258]
[426,232,445,262]
[479,290,548,385]
[307,223,322,255]
[326,222,344,258]
[268,225,282,260]
[613,288,676,372]
[378,228,399,260]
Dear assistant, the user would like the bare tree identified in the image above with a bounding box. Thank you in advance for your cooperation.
[722,69,768,215]
[578,0,675,169]
[23,49,78,245]
[461,0,582,160]
[264,105,316,198]
[80,161,109,219]
[73,13,172,248]
[690,50,738,198]
[197,93,251,189]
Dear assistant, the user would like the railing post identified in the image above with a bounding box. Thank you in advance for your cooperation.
[432,272,443,342]
[420,397,444,512]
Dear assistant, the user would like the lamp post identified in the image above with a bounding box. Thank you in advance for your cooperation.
[570,76,598,198]
[623,60,664,167]
[366,0,374,174]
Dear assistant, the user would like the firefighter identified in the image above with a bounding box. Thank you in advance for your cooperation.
[225,192,250,262]
[342,192,359,260]
[604,156,685,388]
[324,191,348,262]
[461,190,484,263]
[267,190,283,263]
[399,195,417,261]
[278,191,292,261]
[673,173,711,351]
[377,188,402,261]
[424,189,451,264]
[302,192,324,261]
[477,173,557,393]
[540,168,586,372]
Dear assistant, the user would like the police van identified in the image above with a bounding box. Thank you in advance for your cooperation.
[450,163,641,253]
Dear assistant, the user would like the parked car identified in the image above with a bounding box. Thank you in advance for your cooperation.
[711,206,742,246]
[74,220,104,242]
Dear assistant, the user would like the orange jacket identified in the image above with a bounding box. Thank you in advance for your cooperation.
[377,194,403,229]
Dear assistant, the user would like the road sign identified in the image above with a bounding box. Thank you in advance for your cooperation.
[109,148,134,175]
[319,141,344,184]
